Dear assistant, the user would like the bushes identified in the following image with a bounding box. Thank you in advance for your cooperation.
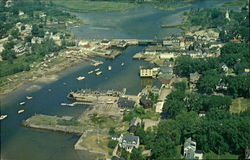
[108,140,118,149]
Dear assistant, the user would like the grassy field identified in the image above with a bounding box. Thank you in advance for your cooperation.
[204,152,239,159]
[223,0,248,7]
[52,0,137,12]
[79,133,112,155]
[230,98,250,113]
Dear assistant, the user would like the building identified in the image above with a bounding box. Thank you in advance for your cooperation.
[100,39,111,46]
[184,137,203,160]
[119,134,140,152]
[189,72,201,89]
[128,117,142,133]
[159,52,176,59]
[31,37,43,44]
[117,97,135,108]
[140,95,153,109]
[140,67,159,78]
[245,147,250,159]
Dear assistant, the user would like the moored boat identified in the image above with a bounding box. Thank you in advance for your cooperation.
[0,115,7,120]
[95,68,100,72]
[88,71,94,74]
[121,62,124,66]
[76,76,85,80]
[19,102,26,105]
[18,109,25,114]
[108,66,112,70]
[96,71,102,75]
[26,96,32,100]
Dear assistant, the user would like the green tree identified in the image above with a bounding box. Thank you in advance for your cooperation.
[108,140,118,149]
[197,70,220,94]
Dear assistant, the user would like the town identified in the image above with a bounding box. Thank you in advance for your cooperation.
[0,0,249,160]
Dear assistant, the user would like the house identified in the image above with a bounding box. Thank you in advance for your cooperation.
[140,67,159,78]
[117,97,135,108]
[100,39,110,46]
[189,72,200,89]
[159,52,175,59]
[219,63,229,72]
[128,117,142,133]
[245,147,250,159]
[183,137,203,160]
[119,134,140,152]
[31,37,43,44]
[144,49,157,55]
[14,44,25,54]
[111,134,121,141]
[140,95,153,109]
[198,111,206,117]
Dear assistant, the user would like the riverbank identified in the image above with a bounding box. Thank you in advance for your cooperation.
[53,0,194,13]
[0,53,89,96]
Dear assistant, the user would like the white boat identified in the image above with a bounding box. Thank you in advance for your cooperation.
[108,66,112,71]
[18,109,25,114]
[26,96,32,100]
[96,71,102,75]
[88,71,94,74]
[19,102,26,105]
[92,61,103,66]
[76,76,85,80]
[95,68,100,72]
[0,115,7,120]
[121,62,124,66]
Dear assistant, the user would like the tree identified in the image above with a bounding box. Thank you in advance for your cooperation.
[197,70,220,94]
[224,75,250,98]
[173,81,187,91]
[108,140,118,149]
[130,148,144,160]
[11,29,19,39]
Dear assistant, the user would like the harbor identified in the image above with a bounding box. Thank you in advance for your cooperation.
[0,1,236,160]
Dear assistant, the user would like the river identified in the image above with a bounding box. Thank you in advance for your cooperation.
[0,1,237,159]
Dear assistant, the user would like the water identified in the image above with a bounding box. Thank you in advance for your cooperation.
[0,1,237,159]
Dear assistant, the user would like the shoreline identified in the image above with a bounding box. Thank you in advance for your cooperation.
[0,56,91,98]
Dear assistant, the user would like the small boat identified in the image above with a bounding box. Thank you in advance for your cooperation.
[96,71,102,75]
[19,102,26,105]
[26,96,32,100]
[63,82,67,86]
[88,71,94,74]
[0,115,7,120]
[18,109,25,114]
[108,66,112,71]
[76,76,85,81]
[95,68,100,72]
[48,89,52,92]
[121,62,124,66]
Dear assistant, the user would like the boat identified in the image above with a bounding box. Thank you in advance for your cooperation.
[96,71,102,75]
[108,66,112,71]
[76,76,85,81]
[88,71,94,74]
[92,61,103,66]
[0,115,7,120]
[121,62,124,66]
[95,68,100,72]
[18,109,25,114]
[19,102,26,105]
[26,96,32,100]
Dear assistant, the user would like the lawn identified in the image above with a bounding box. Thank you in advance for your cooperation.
[79,133,112,154]
[230,98,250,113]
[223,0,248,7]
[52,0,137,12]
